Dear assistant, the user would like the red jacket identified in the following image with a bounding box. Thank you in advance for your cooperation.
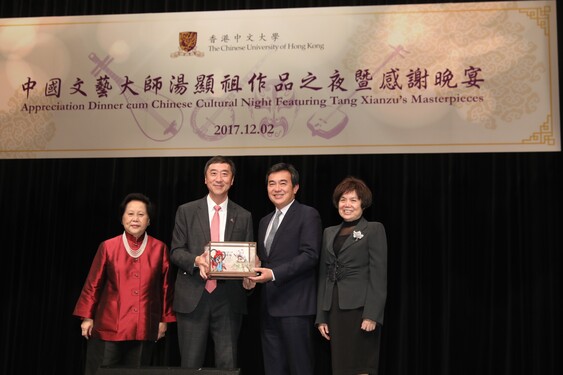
[73,234,175,341]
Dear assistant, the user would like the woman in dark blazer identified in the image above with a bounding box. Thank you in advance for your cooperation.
[316,177,387,375]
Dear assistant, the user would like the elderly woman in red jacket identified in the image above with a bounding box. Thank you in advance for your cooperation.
[73,193,175,374]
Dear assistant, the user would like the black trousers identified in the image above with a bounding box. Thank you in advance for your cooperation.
[176,284,242,369]
[84,338,155,375]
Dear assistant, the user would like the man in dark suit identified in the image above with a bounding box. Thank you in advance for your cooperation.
[248,162,322,375]
[170,155,253,369]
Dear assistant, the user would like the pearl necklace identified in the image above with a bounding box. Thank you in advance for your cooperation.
[122,231,148,258]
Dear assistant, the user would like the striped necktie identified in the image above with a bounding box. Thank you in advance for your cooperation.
[265,210,282,255]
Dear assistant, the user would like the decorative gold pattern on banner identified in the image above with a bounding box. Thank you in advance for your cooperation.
[518,5,553,145]
[0,91,55,158]
[523,115,554,145]
[519,6,551,35]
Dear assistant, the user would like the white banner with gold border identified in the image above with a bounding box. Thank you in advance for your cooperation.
[0,1,559,158]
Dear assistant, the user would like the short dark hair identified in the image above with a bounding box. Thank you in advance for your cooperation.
[265,162,299,186]
[332,177,372,209]
[204,155,236,177]
[119,193,154,219]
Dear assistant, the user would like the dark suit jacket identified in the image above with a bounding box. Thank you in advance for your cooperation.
[316,217,387,325]
[170,197,253,314]
[257,200,322,317]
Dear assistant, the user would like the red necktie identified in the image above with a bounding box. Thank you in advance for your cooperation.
[206,205,221,293]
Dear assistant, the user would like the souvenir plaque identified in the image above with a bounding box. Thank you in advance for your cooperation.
[205,241,258,279]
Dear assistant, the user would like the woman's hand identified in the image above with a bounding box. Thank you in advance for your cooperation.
[361,318,377,332]
[157,322,167,340]
[81,318,94,339]
[317,323,330,340]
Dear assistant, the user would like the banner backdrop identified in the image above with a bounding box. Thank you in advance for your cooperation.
[0,1,559,158]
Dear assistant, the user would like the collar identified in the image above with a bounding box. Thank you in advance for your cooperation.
[125,231,146,248]
[207,195,228,213]
[276,199,295,216]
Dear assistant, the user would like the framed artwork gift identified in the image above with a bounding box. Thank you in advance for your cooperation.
[205,241,258,279]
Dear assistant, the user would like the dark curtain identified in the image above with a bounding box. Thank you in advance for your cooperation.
[0,1,561,375]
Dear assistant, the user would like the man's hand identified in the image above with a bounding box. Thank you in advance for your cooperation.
[247,267,274,283]
[195,252,210,279]
[242,278,256,290]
